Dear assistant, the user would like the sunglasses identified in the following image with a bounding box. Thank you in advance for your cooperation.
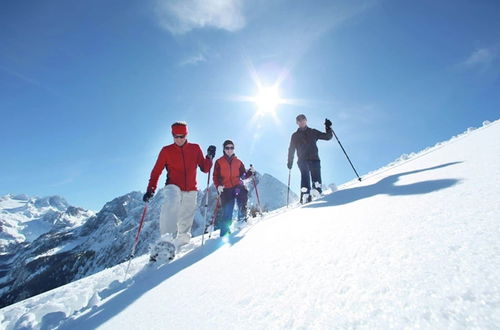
[224,146,234,150]
[173,135,186,139]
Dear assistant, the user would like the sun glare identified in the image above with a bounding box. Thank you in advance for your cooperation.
[254,86,281,115]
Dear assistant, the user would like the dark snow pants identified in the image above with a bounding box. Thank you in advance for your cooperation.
[218,184,248,236]
[297,159,322,195]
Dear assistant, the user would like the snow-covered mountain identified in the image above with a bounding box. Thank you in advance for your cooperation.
[0,194,92,251]
[0,195,94,306]
[1,119,498,329]
[0,173,295,308]
[250,172,298,212]
[0,195,94,304]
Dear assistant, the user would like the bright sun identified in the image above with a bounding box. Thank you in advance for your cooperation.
[253,86,282,115]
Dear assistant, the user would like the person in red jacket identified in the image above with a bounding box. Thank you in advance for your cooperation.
[143,121,215,262]
[213,139,255,237]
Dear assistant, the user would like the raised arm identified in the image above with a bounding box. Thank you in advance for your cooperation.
[315,128,333,141]
[316,118,333,141]
[239,162,253,179]
[197,145,213,173]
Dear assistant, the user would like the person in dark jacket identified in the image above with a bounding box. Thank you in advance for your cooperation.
[143,121,216,261]
[287,114,333,203]
[213,140,255,237]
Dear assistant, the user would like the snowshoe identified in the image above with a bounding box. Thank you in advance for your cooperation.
[149,238,176,263]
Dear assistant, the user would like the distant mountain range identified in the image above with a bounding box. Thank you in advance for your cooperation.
[0,172,298,308]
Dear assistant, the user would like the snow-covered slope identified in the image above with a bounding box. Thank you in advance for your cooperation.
[0,173,294,308]
[1,120,499,329]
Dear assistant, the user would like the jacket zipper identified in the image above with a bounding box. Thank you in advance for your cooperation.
[228,157,234,187]
[181,146,187,190]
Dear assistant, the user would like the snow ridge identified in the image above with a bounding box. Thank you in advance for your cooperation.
[342,119,498,188]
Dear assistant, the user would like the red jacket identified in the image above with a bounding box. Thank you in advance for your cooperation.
[213,155,252,189]
[147,142,212,192]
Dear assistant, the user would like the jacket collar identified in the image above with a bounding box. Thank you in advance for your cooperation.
[173,140,188,148]
[224,154,236,162]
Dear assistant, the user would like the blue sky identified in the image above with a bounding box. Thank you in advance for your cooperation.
[1,0,499,211]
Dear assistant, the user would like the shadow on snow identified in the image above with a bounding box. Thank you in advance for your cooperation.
[304,162,463,208]
[59,235,243,329]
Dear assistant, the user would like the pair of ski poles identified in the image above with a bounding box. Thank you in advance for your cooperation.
[123,164,215,279]
[123,164,213,280]
[123,166,216,279]
[286,127,361,207]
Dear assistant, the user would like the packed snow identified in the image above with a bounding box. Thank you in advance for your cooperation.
[0,120,499,329]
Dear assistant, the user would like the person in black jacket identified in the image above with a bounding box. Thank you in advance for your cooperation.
[287,114,333,203]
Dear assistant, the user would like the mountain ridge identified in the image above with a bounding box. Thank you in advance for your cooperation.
[0,172,297,308]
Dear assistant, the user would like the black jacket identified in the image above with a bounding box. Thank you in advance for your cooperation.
[288,126,333,164]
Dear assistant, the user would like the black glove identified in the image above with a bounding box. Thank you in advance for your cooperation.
[207,145,216,159]
[325,118,332,131]
[287,160,293,170]
[143,189,154,202]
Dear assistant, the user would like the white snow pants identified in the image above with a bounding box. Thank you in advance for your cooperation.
[159,184,198,238]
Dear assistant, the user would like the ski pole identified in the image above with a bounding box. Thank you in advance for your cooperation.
[250,165,262,215]
[201,167,212,246]
[286,169,291,207]
[124,202,148,280]
[331,128,362,181]
[208,193,221,238]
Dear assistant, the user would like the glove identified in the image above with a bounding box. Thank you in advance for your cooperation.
[287,161,293,170]
[325,118,332,131]
[207,145,216,159]
[249,164,256,173]
[217,186,224,194]
[143,189,154,202]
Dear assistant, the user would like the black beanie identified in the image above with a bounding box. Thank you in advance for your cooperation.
[223,139,234,147]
